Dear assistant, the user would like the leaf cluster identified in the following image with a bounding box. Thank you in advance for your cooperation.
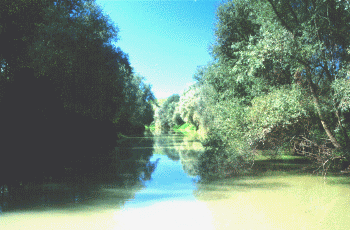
[192,0,350,177]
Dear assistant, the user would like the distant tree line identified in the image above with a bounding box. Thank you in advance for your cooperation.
[0,0,154,185]
[153,83,207,133]
[154,94,183,131]
[155,0,350,178]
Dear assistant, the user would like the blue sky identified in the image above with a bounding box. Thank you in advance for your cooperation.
[95,0,220,99]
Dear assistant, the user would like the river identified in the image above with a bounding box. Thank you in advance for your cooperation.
[1,133,350,229]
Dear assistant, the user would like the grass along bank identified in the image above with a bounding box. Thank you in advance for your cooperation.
[145,124,156,132]
[172,123,205,140]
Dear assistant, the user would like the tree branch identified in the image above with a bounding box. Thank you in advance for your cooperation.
[266,0,295,35]
[287,1,299,27]
[305,67,342,149]
[322,60,333,82]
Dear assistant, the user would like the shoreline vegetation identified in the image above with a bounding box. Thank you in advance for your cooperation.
[141,125,350,180]
[152,0,350,179]
[1,0,350,188]
[145,124,350,180]
[0,0,155,187]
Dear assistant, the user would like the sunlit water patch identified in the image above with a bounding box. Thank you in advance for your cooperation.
[114,200,214,230]
[196,175,350,230]
[114,152,214,230]
[123,154,197,207]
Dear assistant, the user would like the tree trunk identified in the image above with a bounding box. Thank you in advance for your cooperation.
[306,69,342,149]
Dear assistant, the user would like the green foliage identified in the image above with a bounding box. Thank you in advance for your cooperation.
[153,98,167,107]
[27,0,124,121]
[246,85,311,140]
[177,123,196,131]
[176,84,202,129]
[211,0,260,61]
[0,0,46,74]
[145,124,156,131]
[173,123,197,135]
[0,0,156,182]
[0,0,155,130]
[193,0,350,178]
[154,94,182,131]
[119,73,155,127]
[332,78,350,112]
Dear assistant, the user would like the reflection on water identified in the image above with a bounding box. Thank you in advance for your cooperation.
[115,133,213,230]
[1,133,350,230]
[0,133,214,230]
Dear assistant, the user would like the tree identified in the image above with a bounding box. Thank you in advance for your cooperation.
[118,73,155,133]
[154,94,181,131]
[176,84,202,130]
[28,0,125,121]
[194,0,350,177]
[257,0,350,150]
[0,0,47,78]
[0,0,156,184]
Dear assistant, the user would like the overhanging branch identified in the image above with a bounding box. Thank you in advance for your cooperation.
[267,0,295,35]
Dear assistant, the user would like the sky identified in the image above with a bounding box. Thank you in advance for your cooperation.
[95,0,220,99]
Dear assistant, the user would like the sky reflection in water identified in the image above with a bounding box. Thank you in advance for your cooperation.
[113,135,214,230]
[0,135,214,230]
[122,154,199,209]
[3,135,350,230]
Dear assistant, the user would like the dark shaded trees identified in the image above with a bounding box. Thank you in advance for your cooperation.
[0,0,155,184]
[117,73,156,135]
[27,0,124,121]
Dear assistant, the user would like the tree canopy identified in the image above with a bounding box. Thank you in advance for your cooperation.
[0,0,155,183]
[190,0,350,178]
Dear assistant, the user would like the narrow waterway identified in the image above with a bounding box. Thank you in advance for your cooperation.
[113,133,214,230]
[1,133,350,230]
[0,133,213,230]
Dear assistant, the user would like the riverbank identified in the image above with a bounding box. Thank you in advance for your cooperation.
[146,123,207,142]
[2,133,350,230]
[196,173,350,230]
[195,152,350,230]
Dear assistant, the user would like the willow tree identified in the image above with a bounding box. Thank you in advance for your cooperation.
[154,94,181,131]
[195,0,350,177]
[255,0,350,151]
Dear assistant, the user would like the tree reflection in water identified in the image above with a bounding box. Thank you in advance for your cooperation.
[153,133,203,178]
[0,136,157,214]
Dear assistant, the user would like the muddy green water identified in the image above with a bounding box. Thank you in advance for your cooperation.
[1,133,350,230]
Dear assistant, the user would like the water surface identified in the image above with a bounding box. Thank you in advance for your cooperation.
[1,133,350,230]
